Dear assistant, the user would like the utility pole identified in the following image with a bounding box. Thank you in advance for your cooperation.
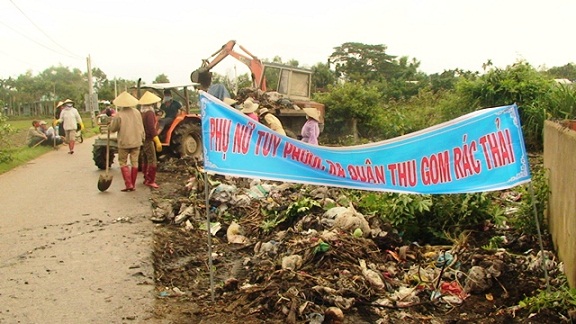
[87,55,95,127]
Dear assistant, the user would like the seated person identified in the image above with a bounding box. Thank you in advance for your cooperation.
[39,120,64,145]
[157,89,182,135]
[101,104,116,117]
[27,120,47,147]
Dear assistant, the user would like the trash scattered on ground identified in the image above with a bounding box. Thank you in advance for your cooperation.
[149,157,569,323]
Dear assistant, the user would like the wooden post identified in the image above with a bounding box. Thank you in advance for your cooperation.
[87,55,94,127]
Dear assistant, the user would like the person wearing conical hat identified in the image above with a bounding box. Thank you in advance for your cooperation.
[109,91,145,192]
[56,99,84,154]
[258,108,286,136]
[300,108,320,145]
[138,91,163,189]
[53,100,66,138]
[239,98,259,122]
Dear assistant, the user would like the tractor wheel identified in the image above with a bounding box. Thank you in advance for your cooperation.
[172,122,203,161]
[93,145,115,170]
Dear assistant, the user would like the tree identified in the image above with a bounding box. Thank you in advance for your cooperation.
[447,61,554,150]
[315,82,383,143]
[311,62,336,92]
[545,63,576,81]
[154,74,170,84]
[329,42,398,83]
[427,69,479,94]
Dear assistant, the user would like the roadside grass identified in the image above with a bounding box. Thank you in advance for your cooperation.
[0,113,99,175]
[0,145,54,174]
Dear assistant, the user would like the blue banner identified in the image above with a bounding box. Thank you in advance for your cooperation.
[200,91,531,194]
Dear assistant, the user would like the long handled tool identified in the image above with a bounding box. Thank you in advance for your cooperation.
[97,127,113,191]
[32,138,47,148]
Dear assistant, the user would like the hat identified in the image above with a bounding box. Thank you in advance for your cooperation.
[139,91,161,105]
[303,108,320,121]
[39,120,47,125]
[223,97,237,106]
[258,108,270,116]
[113,91,139,107]
[240,98,258,113]
[62,99,74,105]
[56,101,64,108]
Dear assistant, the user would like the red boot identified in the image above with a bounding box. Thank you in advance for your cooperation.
[120,166,134,192]
[142,163,149,184]
[145,165,159,189]
[131,167,138,189]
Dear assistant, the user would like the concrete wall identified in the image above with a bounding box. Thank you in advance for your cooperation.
[543,120,576,288]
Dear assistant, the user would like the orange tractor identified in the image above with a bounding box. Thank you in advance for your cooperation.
[92,82,203,169]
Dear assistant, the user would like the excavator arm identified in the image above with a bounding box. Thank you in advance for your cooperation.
[190,40,267,91]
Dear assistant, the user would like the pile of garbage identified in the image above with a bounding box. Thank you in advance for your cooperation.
[235,87,306,112]
[150,158,564,323]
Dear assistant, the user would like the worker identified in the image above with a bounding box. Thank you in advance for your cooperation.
[57,99,84,154]
[53,101,66,138]
[258,108,286,136]
[157,89,182,134]
[26,120,47,147]
[207,83,231,101]
[38,120,64,145]
[301,108,320,145]
[138,91,163,189]
[239,98,259,122]
[109,91,145,192]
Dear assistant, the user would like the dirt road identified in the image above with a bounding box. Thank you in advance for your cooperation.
[0,137,156,323]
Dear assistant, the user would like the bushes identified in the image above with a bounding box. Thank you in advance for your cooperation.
[0,113,14,163]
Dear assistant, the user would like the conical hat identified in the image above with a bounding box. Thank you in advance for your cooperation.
[62,99,74,105]
[56,101,64,108]
[258,108,270,116]
[113,91,139,107]
[240,98,259,113]
[303,108,320,121]
[223,97,238,106]
[139,91,161,105]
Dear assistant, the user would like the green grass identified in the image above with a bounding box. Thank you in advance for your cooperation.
[0,145,54,174]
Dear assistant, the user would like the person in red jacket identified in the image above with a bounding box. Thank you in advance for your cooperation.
[138,91,163,189]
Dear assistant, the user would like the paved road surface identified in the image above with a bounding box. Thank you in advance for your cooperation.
[0,137,156,323]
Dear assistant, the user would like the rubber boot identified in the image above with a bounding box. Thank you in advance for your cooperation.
[142,164,149,185]
[131,167,138,189]
[120,166,134,192]
[145,165,159,189]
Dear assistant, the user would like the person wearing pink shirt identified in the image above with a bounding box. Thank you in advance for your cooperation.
[301,108,320,145]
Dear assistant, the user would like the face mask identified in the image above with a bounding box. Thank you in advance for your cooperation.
[163,96,171,103]
[65,104,73,107]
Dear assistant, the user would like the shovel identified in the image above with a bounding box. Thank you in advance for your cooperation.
[32,138,47,148]
[97,126,113,191]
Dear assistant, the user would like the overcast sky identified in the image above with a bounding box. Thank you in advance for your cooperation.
[1,0,574,86]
